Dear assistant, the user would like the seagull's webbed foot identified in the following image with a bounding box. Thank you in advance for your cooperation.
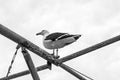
[55,56,60,59]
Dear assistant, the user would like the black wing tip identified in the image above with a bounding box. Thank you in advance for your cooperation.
[74,35,81,40]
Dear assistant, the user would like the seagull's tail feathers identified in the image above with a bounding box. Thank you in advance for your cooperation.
[73,35,81,40]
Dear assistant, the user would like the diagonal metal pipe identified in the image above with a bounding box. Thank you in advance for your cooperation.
[60,64,87,80]
[0,24,55,63]
[57,35,120,63]
[22,47,40,80]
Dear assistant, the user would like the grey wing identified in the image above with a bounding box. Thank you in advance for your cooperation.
[45,32,68,41]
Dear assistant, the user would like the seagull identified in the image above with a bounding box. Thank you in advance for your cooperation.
[36,30,81,58]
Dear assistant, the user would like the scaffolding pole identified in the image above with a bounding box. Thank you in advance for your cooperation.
[60,64,87,80]
[57,35,120,63]
[0,64,48,80]
[0,24,55,63]
[22,47,40,80]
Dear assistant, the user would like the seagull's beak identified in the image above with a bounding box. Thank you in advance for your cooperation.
[36,32,42,36]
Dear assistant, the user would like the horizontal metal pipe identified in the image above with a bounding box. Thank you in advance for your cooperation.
[0,64,48,80]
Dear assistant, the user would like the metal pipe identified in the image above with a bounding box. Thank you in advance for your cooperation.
[0,24,54,63]
[58,35,120,63]
[22,48,40,80]
[60,64,86,80]
[0,64,48,80]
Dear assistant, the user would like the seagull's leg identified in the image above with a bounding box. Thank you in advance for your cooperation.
[55,49,60,59]
[56,49,58,57]
[52,49,55,56]
[53,49,59,59]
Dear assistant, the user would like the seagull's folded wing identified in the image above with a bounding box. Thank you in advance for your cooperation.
[45,32,68,41]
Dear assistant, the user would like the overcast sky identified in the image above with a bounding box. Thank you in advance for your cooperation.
[0,0,120,80]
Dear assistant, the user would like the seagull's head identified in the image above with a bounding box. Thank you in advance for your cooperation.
[36,30,49,36]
